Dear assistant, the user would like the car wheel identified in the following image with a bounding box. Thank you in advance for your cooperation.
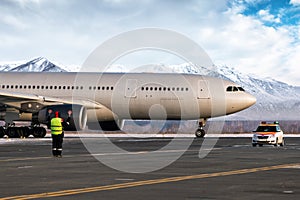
[258,144,263,147]
[280,138,285,147]
[252,143,257,147]
[274,138,279,147]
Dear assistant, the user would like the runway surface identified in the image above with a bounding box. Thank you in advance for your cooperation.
[0,133,300,200]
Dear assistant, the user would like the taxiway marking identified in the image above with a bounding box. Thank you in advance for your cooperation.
[1,163,299,200]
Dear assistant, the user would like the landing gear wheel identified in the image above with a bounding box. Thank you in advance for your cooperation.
[21,127,30,138]
[32,127,47,138]
[6,127,20,138]
[0,127,5,138]
[195,129,205,138]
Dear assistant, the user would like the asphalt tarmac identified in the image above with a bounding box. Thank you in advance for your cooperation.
[0,134,300,200]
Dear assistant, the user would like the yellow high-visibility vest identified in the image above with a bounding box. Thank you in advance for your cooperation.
[51,118,63,135]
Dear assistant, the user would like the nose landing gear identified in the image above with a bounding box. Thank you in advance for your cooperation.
[195,119,206,138]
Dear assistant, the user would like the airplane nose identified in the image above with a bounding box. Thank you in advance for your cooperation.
[245,93,256,108]
[225,92,256,115]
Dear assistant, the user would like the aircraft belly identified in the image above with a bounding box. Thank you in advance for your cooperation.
[198,99,212,118]
[86,107,116,122]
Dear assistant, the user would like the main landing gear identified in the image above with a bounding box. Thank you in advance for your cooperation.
[0,122,47,138]
[195,119,206,138]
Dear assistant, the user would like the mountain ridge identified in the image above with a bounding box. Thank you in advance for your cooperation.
[0,57,67,72]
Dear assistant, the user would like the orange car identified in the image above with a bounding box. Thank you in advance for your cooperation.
[252,121,284,147]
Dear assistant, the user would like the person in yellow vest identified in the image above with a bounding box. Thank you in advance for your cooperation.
[51,111,64,157]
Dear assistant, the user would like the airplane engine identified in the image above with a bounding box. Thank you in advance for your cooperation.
[38,104,87,131]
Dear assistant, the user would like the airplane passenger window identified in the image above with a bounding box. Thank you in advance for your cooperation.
[111,87,114,90]
[20,85,22,89]
[15,85,18,89]
[80,86,83,90]
[11,85,13,89]
[1,85,4,89]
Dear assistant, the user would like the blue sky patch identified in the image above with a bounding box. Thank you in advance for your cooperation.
[239,0,299,26]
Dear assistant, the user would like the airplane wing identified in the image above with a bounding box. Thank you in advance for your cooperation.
[0,90,103,110]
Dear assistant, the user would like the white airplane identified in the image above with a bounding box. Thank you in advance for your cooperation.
[0,72,256,138]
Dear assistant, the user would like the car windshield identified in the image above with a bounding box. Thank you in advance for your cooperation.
[256,126,278,132]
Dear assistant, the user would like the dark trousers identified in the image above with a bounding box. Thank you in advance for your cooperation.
[51,133,63,156]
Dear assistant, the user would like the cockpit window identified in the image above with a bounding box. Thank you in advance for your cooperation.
[238,87,245,91]
[226,86,233,92]
[226,86,245,92]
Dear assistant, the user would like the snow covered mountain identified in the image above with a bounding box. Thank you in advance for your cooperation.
[0,57,67,72]
[0,57,299,120]
[216,66,300,120]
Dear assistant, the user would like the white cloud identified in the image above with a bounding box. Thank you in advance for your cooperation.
[196,3,300,85]
[257,9,281,23]
[290,0,300,6]
[1,15,29,30]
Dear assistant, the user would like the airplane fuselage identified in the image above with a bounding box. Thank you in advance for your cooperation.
[0,72,256,126]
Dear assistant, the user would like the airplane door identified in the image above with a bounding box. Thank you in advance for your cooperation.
[125,79,137,98]
[198,80,210,99]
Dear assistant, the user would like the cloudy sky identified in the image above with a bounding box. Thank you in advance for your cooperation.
[0,0,300,85]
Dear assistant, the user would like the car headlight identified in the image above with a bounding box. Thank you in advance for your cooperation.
[269,135,275,139]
